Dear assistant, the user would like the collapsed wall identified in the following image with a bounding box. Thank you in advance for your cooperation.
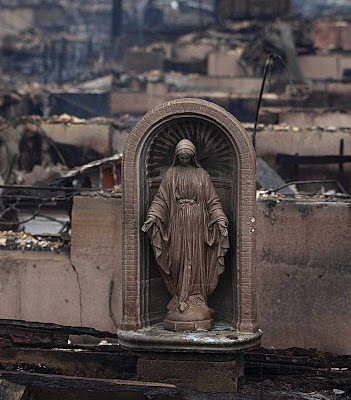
[0,115,131,181]
[252,123,351,192]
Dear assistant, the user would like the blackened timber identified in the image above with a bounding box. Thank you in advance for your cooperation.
[0,372,180,398]
[245,348,351,393]
[276,153,351,165]
[111,0,123,40]
[246,347,351,370]
[0,347,138,380]
[0,319,118,347]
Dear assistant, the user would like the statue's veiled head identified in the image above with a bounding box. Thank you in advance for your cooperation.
[172,139,202,168]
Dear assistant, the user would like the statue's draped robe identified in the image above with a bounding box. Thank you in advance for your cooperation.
[147,165,229,308]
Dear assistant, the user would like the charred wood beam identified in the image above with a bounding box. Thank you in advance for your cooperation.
[245,348,351,394]
[0,319,118,338]
[111,0,123,40]
[0,319,118,348]
[245,347,351,378]
[0,371,180,399]
[276,153,351,165]
[246,347,351,370]
[0,346,138,380]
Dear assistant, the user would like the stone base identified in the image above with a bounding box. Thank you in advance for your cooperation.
[138,352,244,393]
[163,318,213,331]
[118,323,262,353]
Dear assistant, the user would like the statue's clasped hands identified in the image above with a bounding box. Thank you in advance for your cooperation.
[217,220,228,237]
[142,216,156,232]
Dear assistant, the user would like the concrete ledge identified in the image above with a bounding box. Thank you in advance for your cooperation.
[118,323,262,354]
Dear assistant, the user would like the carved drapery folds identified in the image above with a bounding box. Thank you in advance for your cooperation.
[144,139,230,331]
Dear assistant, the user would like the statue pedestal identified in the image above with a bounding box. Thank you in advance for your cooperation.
[118,323,262,393]
[118,323,262,353]
[138,352,244,393]
[163,318,213,331]
[163,294,215,332]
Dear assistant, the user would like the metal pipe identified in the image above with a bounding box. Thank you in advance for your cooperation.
[252,54,273,150]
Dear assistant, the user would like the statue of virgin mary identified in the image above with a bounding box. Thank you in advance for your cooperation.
[142,139,229,331]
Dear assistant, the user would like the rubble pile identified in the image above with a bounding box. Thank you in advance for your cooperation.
[257,190,351,201]
[292,0,351,18]
[0,230,68,253]
[9,113,135,127]
[242,122,351,133]
[0,114,133,187]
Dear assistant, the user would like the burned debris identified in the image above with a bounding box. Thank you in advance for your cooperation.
[0,230,68,253]
[0,115,124,251]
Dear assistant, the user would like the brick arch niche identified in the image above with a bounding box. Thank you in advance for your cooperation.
[120,99,259,339]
